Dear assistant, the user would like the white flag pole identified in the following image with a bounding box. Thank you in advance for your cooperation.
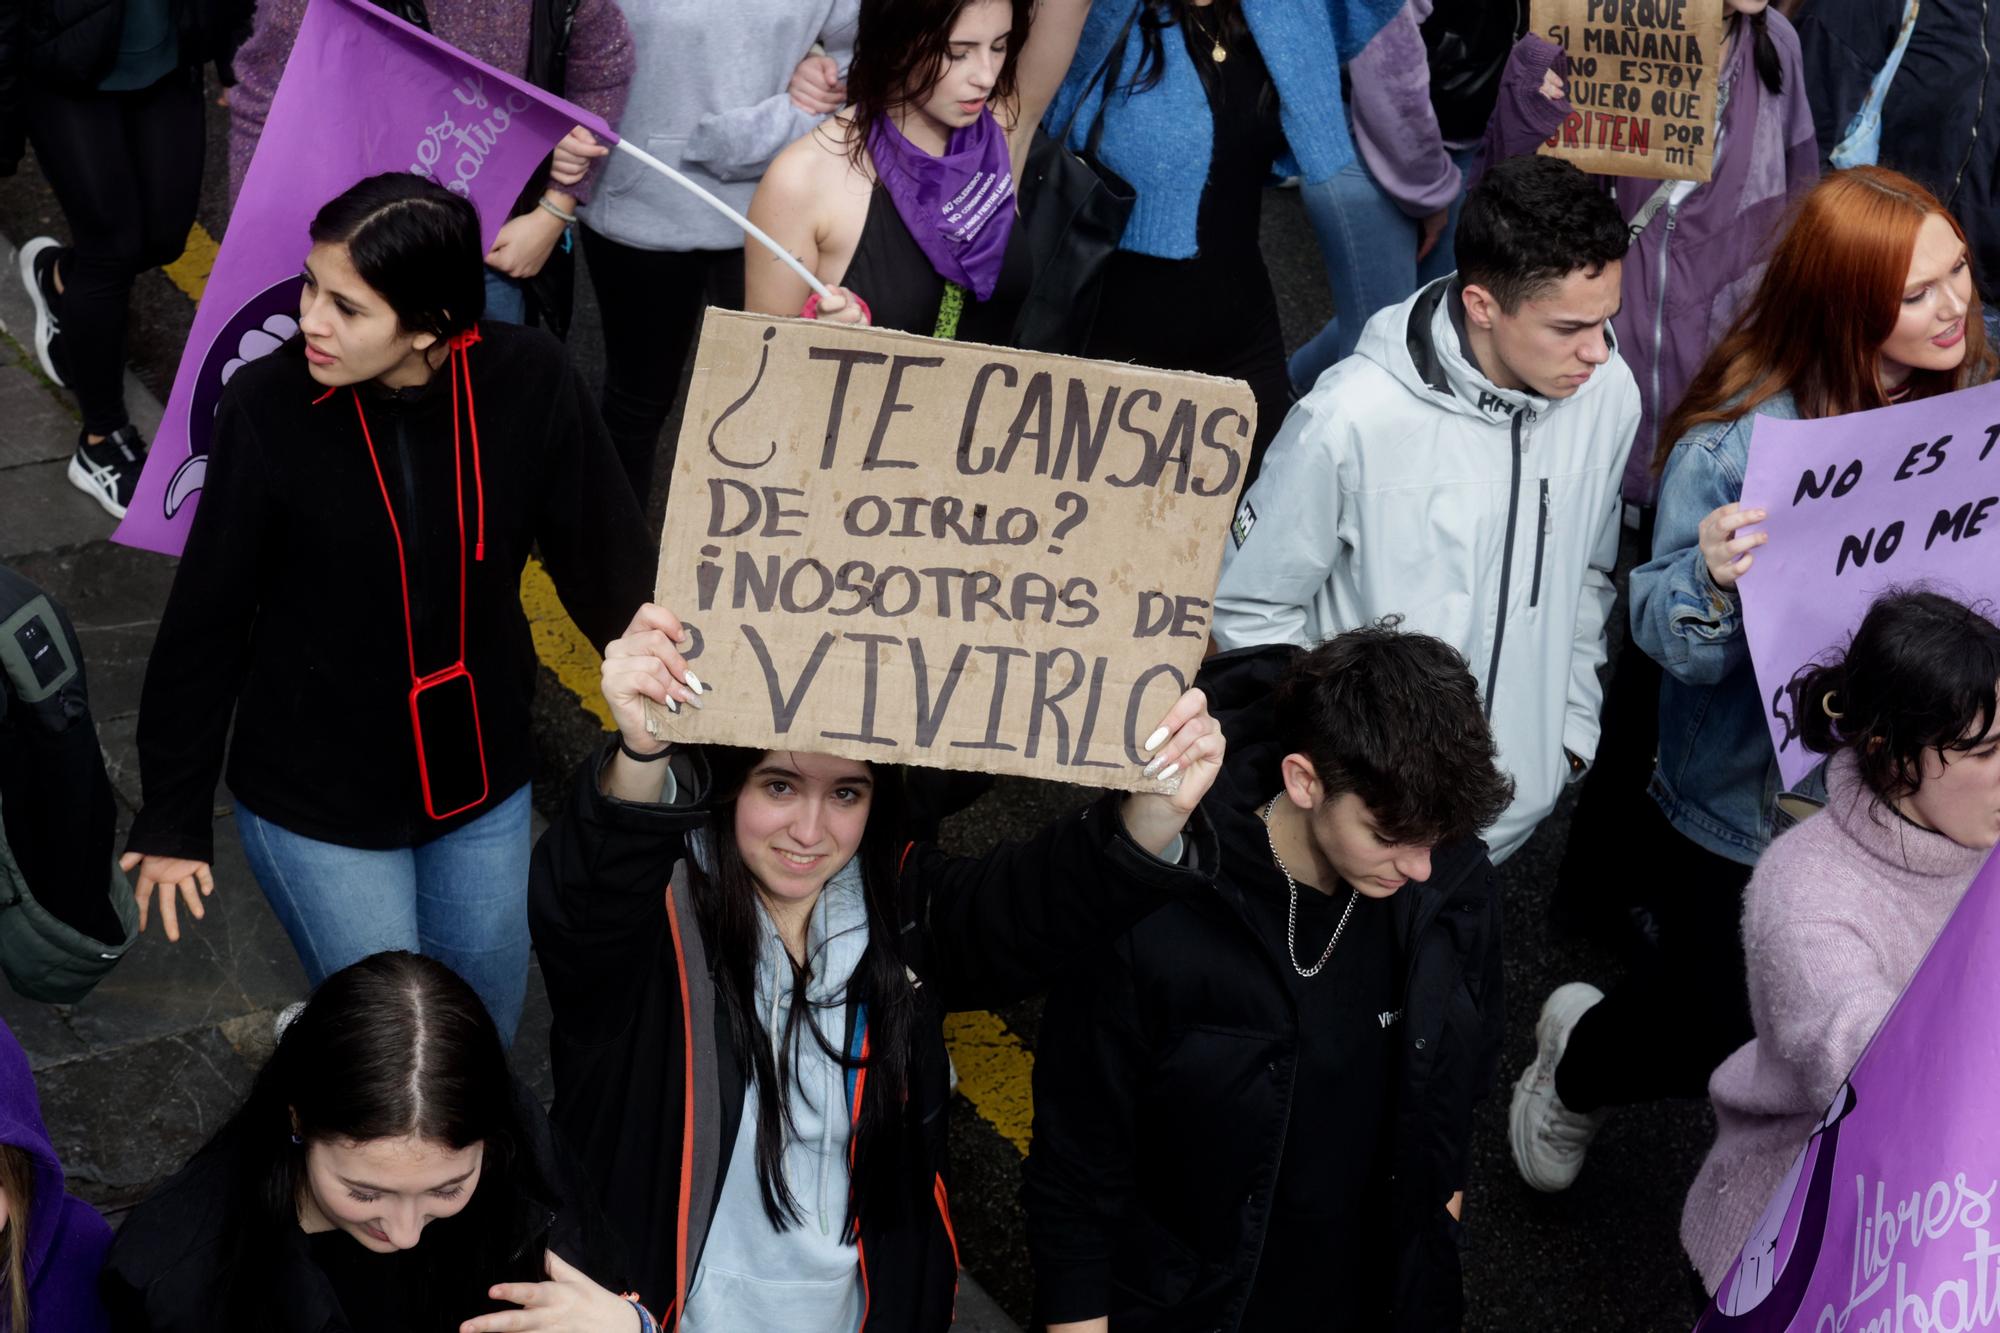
[611,138,834,303]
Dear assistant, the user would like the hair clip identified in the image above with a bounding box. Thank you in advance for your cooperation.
[1822,690,1845,721]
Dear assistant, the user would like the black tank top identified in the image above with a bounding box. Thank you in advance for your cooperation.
[838,183,1035,344]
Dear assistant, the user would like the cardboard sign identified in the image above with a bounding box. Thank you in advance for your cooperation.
[1533,0,1726,182]
[645,311,1257,792]
[1737,381,2000,787]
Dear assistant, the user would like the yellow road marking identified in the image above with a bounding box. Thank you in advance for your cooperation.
[166,222,220,301]
[164,219,1043,1159]
[943,1011,1036,1156]
[520,556,616,729]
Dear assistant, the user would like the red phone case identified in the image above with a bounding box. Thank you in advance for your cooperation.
[407,662,489,821]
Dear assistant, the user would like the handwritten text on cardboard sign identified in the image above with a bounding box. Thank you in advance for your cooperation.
[646,312,1258,791]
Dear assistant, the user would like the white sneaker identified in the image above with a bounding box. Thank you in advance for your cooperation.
[1510,981,1609,1192]
[66,425,146,519]
[18,236,66,386]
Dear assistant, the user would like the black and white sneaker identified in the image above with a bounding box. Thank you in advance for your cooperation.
[68,425,147,519]
[18,236,68,387]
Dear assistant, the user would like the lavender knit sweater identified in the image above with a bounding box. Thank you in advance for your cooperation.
[226,0,634,207]
[1680,752,1990,1290]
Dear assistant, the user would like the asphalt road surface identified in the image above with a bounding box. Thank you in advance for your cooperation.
[0,79,1716,1331]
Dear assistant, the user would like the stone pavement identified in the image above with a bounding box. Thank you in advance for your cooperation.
[0,232,1016,1331]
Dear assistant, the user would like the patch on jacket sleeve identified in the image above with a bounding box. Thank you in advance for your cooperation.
[1231,499,1257,548]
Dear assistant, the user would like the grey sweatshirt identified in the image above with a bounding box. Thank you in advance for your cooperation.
[679,856,869,1331]
[582,0,859,252]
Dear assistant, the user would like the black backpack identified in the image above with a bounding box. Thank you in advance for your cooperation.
[1421,0,1529,142]
[0,565,137,1002]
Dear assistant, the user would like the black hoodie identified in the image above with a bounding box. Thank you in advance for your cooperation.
[1024,644,1507,1331]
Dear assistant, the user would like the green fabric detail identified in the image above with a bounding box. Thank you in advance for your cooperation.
[933,282,967,340]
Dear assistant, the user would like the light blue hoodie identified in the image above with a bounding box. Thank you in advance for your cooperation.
[679,854,871,1333]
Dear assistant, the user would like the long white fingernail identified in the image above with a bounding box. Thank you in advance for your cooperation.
[683,692,704,710]
[1143,725,1170,753]
[1157,762,1180,782]
[663,696,679,714]
[686,671,705,695]
[1142,754,1165,778]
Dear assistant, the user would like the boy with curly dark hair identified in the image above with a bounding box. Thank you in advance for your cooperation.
[1025,623,1515,1331]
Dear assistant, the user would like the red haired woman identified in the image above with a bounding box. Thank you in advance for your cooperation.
[1511,166,1996,1193]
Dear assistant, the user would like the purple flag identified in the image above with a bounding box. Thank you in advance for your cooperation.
[1692,847,2000,1332]
[112,0,608,556]
[1737,382,2000,787]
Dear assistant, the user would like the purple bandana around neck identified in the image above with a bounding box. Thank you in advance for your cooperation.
[866,108,1017,302]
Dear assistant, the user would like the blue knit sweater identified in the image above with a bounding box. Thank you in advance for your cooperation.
[1044,0,1401,259]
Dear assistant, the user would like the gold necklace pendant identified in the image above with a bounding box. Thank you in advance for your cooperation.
[1211,40,1228,61]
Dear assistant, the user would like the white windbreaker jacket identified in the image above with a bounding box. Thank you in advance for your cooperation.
[1212,277,1639,862]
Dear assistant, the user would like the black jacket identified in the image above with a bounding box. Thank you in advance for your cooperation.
[128,323,652,862]
[99,1081,627,1332]
[1024,645,1506,1331]
[1796,0,2000,300]
[527,746,1215,1329]
[0,0,254,174]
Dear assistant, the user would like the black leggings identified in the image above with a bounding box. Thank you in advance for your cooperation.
[1554,794,1756,1112]
[579,226,744,511]
[25,67,205,437]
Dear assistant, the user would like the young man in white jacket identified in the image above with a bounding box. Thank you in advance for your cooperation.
[1212,155,1639,864]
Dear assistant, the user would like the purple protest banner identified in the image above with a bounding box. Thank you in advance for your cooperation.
[111,0,606,556]
[1693,846,2000,1332]
[1738,381,2000,787]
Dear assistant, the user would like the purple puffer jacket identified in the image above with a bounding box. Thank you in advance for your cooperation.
[1480,20,1819,504]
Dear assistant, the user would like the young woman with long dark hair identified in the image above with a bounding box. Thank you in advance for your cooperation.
[1682,590,2000,1292]
[745,0,1090,340]
[122,174,652,1043]
[1512,166,1997,1193]
[101,951,638,1332]
[530,601,1222,1329]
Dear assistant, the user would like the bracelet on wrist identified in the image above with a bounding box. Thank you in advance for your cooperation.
[537,194,578,225]
[618,735,673,763]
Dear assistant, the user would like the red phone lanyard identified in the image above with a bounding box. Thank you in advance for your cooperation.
[347,328,491,820]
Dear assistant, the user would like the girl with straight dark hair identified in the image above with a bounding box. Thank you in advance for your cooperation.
[1511,167,1997,1194]
[102,951,641,1332]
[1681,590,2000,1292]
[530,600,1222,1329]
[746,0,1090,340]
[123,173,652,1043]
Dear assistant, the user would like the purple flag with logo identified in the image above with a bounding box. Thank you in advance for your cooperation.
[1693,848,2000,1332]
[1737,381,2000,787]
[112,0,607,555]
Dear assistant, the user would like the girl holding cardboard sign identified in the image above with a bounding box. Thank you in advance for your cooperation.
[746,0,1093,341]
[527,599,1220,1330]
[1512,166,1996,1194]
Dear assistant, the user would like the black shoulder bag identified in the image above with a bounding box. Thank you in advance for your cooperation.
[1009,2,1142,356]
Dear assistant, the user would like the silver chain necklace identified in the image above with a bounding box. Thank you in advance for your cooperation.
[1263,796,1358,978]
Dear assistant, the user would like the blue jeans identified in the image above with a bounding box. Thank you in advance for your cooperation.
[236,784,533,1043]
[483,267,528,325]
[1289,145,1480,395]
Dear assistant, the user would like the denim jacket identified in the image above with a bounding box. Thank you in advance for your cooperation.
[1629,391,1801,865]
